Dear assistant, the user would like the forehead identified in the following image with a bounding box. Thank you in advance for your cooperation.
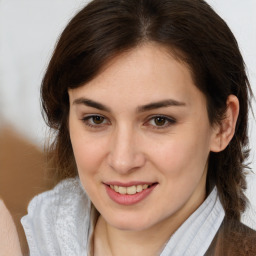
[68,43,206,109]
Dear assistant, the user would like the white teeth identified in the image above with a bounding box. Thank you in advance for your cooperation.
[127,186,136,195]
[118,187,127,194]
[109,184,151,194]
[136,185,143,192]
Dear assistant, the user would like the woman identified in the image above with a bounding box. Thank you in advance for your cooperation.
[21,0,256,255]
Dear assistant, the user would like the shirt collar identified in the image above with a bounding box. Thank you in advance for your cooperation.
[160,187,225,256]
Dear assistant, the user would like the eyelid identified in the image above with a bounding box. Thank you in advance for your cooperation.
[81,114,111,128]
[144,115,176,129]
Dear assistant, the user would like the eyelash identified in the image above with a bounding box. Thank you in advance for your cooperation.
[81,115,176,129]
[82,115,110,128]
[145,115,176,129]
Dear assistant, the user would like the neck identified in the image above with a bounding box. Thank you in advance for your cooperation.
[94,215,173,256]
[93,198,203,256]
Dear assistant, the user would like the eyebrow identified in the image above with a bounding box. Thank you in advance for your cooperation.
[137,99,186,112]
[72,97,186,112]
[73,98,111,112]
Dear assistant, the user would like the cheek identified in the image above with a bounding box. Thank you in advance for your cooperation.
[151,131,210,180]
[70,137,107,199]
[69,120,107,177]
[71,137,106,175]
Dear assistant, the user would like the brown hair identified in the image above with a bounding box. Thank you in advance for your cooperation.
[41,0,252,220]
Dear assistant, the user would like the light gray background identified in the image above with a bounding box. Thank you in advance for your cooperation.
[0,0,255,227]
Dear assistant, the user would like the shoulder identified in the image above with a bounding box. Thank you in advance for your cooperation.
[21,177,91,256]
[206,217,256,256]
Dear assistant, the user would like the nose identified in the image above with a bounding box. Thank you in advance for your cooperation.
[107,126,146,174]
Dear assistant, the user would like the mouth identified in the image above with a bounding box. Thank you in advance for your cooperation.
[108,183,157,195]
[104,182,158,205]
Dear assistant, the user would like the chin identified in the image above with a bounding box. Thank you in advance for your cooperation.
[105,212,155,232]
[112,222,150,232]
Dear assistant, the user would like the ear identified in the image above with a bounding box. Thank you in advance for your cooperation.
[210,95,239,152]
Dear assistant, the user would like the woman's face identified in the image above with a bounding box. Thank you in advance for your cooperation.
[68,44,218,232]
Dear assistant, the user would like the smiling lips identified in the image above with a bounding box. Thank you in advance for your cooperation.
[110,184,150,195]
[105,183,157,205]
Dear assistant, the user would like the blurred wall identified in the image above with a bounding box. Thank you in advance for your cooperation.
[0,1,90,254]
[0,127,52,254]
[0,0,256,253]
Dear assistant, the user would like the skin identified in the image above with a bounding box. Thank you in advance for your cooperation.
[68,44,239,256]
[0,199,22,256]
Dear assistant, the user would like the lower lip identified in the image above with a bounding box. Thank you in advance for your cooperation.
[105,184,157,205]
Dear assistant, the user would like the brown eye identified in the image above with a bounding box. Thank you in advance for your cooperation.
[92,116,104,124]
[145,115,176,129]
[154,117,167,126]
[82,115,109,128]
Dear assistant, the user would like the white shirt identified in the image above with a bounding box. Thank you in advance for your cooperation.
[21,177,224,256]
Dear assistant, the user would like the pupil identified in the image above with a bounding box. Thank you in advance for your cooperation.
[93,116,103,124]
[155,117,166,126]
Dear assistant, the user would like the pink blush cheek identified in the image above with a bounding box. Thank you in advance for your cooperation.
[72,142,105,199]
[71,139,105,176]
[153,143,189,173]
[155,141,205,180]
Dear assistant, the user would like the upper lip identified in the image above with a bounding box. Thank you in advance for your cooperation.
[104,181,157,187]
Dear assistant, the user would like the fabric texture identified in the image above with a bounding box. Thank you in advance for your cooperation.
[21,178,91,256]
[205,217,256,256]
[22,177,246,256]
